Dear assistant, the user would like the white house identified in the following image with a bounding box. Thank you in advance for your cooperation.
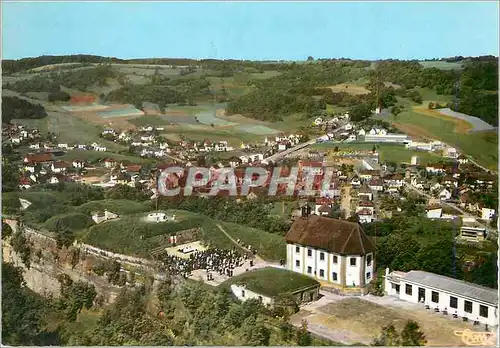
[439,188,452,201]
[384,268,498,327]
[92,210,119,224]
[278,143,287,151]
[344,123,353,131]
[481,208,495,221]
[426,206,443,219]
[285,215,375,290]
[72,160,85,169]
[313,117,323,126]
[358,129,366,136]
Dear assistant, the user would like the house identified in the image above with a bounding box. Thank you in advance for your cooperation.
[426,204,443,219]
[458,154,469,164]
[300,161,324,176]
[51,161,71,173]
[356,201,374,215]
[411,178,425,190]
[362,158,381,171]
[228,267,320,307]
[431,182,443,192]
[439,188,452,201]
[57,143,68,149]
[359,170,377,181]
[368,178,384,192]
[358,186,373,201]
[343,123,353,131]
[384,268,498,326]
[72,160,86,169]
[286,215,375,289]
[350,175,361,187]
[481,207,495,221]
[29,143,41,150]
[384,173,405,187]
[92,210,119,224]
[357,208,374,224]
[460,218,487,242]
[358,129,366,136]
[443,176,459,188]
[19,176,32,190]
[23,153,53,164]
[426,163,445,174]
[313,117,323,126]
[278,143,287,151]
[103,159,117,168]
[444,147,458,158]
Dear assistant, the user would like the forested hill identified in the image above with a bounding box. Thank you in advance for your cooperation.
[373,59,498,126]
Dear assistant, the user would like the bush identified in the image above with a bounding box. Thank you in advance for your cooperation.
[43,213,95,232]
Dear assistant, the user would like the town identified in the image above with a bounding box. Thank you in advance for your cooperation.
[2,1,498,346]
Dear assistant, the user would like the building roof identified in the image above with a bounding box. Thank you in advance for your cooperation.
[24,153,53,163]
[318,205,332,213]
[285,215,375,255]
[402,270,498,306]
[223,267,319,298]
[52,161,71,168]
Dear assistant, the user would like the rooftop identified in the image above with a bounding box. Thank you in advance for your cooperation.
[285,215,375,255]
[403,270,497,305]
[221,267,320,298]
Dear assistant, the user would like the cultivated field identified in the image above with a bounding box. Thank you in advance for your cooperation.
[195,111,238,127]
[98,106,144,118]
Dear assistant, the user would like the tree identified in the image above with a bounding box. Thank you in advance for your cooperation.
[428,101,435,109]
[2,159,20,193]
[307,56,314,61]
[349,103,373,122]
[372,323,400,346]
[296,320,312,346]
[2,262,45,345]
[2,221,13,239]
[400,320,427,346]
[390,105,402,118]
[11,231,32,268]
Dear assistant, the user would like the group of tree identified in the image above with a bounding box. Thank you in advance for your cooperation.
[372,321,427,346]
[2,96,47,123]
[4,64,116,94]
[371,59,498,126]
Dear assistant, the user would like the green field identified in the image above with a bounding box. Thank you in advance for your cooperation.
[312,142,444,165]
[75,208,286,261]
[219,267,319,298]
[374,109,498,171]
[414,88,454,104]
[11,110,123,152]
[418,60,465,70]
[127,115,168,127]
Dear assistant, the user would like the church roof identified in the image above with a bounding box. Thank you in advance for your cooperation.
[285,215,375,255]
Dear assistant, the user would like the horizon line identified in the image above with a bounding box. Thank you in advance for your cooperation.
[3,52,499,62]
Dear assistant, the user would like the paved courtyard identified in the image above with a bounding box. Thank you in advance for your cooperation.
[290,292,491,346]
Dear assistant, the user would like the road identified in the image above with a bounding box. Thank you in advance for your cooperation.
[261,123,347,165]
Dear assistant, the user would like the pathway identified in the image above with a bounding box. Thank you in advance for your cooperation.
[215,223,266,263]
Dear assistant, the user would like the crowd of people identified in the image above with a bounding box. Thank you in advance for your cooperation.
[157,247,248,279]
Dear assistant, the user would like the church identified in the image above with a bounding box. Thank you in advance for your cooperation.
[285,212,375,290]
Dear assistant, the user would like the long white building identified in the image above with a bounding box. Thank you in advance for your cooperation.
[285,215,375,289]
[384,268,498,327]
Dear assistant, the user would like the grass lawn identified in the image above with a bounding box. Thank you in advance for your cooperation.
[81,208,286,261]
[59,150,154,164]
[374,109,498,171]
[326,104,349,115]
[74,199,150,216]
[219,267,319,298]
[216,222,287,262]
[414,88,454,104]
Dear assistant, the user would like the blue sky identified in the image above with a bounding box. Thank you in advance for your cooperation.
[2,1,499,60]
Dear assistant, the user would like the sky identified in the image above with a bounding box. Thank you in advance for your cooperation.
[2,1,499,61]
